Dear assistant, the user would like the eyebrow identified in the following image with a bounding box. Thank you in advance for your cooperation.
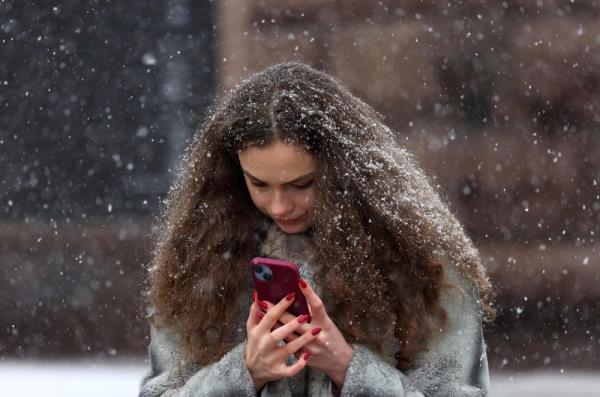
[241,170,316,184]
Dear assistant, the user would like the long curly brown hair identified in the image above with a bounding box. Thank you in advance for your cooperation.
[148,62,494,371]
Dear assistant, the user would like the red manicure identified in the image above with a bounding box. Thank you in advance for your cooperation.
[311,327,322,335]
[256,311,264,319]
[303,352,312,361]
[298,314,310,323]
[285,292,295,301]
[257,300,268,310]
[299,279,308,289]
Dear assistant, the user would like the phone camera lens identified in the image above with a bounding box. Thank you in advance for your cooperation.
[253,264,272,282]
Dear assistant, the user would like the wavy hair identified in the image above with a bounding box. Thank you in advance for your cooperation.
[148,62,494,371]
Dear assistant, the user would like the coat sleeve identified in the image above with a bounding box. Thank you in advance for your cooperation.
[340,265,490,397]
[138,324,257,397]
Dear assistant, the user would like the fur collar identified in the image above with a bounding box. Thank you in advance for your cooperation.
[259,224,322,292]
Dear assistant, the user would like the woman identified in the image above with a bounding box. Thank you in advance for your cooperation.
[139,62,494,396]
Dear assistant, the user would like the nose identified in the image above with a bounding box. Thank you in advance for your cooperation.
[269,189,294,217]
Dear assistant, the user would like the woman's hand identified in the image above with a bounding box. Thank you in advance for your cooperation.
[260,280,354,388]
[245,291,322,391]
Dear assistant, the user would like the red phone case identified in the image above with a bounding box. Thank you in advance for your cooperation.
[250,257,310,317]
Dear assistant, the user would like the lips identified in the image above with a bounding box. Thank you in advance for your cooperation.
[275,216,302,225]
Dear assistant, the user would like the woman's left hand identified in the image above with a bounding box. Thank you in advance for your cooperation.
[259,279,354,387]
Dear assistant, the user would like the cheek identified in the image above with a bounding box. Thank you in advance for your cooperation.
[245,182,266,208]
[299,190,316,209]
[248,190,268,209]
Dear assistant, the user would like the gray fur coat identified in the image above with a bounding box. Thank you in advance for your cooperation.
[139,225,490,396]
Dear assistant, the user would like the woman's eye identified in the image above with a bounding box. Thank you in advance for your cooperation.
[250,180,266,188]
[293,180,314,189]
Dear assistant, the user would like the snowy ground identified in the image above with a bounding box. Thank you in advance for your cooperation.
[1,360,599,396]
[0,360,145,397]
[491,372,600,396]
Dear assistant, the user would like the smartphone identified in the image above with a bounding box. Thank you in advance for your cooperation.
[249,257,310,317]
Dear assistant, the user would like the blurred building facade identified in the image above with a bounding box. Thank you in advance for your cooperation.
[1,0,215,359]
[2,0,599,372]
[215,0,600,371]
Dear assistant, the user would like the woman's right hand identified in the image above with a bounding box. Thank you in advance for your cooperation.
[245,292,321,391]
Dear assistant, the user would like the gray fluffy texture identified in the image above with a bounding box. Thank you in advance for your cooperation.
[139,224,489,397]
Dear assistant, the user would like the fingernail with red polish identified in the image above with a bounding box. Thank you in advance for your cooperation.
[303,352,312,361]
[256,311,264,319]
[298,314,310,323]
[252,290,257,302]
[311,327,322,335]
[285,292,295,301]
[257,300,268,310]
[299,279,308,289]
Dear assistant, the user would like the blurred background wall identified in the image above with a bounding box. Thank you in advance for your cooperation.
[1,0,599,374]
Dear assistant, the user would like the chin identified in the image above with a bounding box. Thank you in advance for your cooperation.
[275,221,309,234]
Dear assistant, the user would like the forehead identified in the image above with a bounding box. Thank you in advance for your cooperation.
[238,141,318,182]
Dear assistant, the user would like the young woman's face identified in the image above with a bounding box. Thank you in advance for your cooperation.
[238,140,318,234]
